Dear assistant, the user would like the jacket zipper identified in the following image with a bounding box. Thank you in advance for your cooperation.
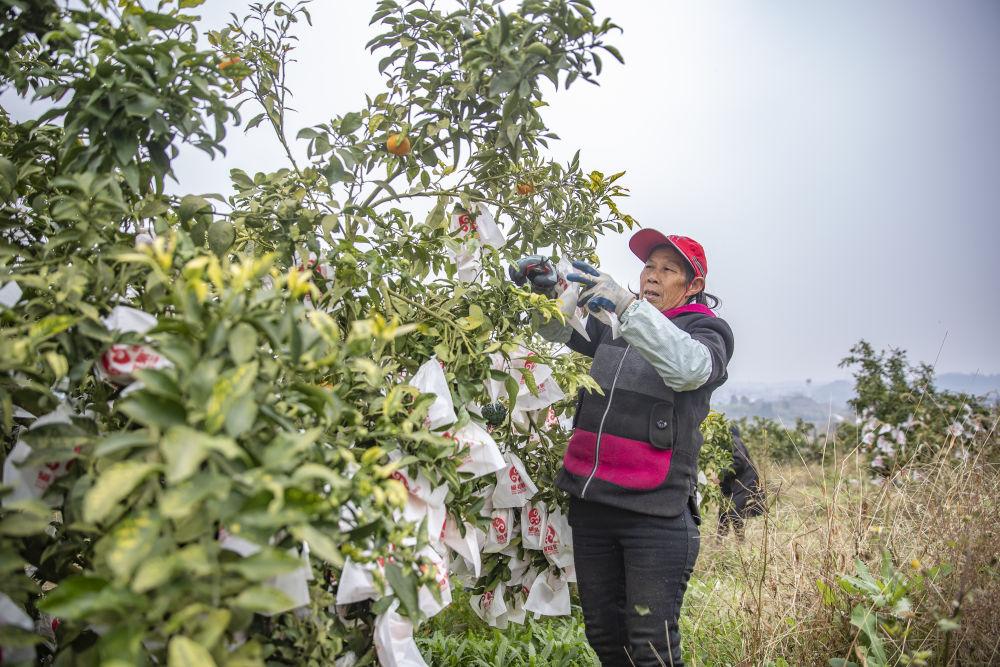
[581,344,630,498]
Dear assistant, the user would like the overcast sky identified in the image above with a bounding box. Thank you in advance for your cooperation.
[7,1,999,383]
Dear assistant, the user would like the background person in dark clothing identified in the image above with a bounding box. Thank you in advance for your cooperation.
[717,425,765,541]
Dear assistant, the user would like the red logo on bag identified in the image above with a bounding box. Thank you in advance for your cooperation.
[526,507,542,537]
[543,524,559,555]
[492,516,508,542]
[457,213,477,234]
[508,466,527,494]
[481,590,493,610]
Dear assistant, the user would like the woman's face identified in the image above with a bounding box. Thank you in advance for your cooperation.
[639,246,705,311]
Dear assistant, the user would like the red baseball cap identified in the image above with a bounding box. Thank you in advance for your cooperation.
[629,229,708,279]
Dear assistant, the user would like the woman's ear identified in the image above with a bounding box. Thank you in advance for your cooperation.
[685,276,706,299]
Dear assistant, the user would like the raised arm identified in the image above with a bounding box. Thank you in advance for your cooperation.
[618,300,733,391]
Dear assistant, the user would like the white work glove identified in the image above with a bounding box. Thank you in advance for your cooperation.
[566,260,635,315]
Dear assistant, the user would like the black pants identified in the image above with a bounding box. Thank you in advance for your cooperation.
[569,496,700,667]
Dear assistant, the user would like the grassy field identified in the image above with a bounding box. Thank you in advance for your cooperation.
[418,440,1000,666]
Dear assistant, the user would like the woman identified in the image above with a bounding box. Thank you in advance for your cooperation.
[510,230,734,666]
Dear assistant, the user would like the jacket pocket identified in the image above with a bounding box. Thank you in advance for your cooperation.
[648,401,675,450]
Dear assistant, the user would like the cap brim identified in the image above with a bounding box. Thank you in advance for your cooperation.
[628,229,671,262]
[629,229,694,270]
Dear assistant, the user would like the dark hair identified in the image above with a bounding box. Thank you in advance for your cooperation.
[630,244,721,309]
[680,261,721,309]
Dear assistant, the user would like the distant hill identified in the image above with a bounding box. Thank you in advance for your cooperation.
[711,373,999,425]
[936,373,1000,398]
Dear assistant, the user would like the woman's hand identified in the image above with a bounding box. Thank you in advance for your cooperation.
[567,260,636,314]
[508,255,561,297]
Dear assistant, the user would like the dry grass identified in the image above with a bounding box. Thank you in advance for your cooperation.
[683,434,1000,666]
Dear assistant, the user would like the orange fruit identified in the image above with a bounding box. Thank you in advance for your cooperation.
[386,133,411,156]
[516,182,535,196]
[218,56,241,71]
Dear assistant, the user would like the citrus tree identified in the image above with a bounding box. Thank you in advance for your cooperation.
[839,341,994,476]
[0,0,634,663]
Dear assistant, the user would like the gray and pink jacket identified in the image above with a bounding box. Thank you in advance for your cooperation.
[538,299,734,518]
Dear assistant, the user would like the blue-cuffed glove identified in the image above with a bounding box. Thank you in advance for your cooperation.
[508,255,561,297]
[566,260,636,314]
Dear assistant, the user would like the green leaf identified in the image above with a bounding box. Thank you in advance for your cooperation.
[83,461,159,523]
[193,609,231,651]
[131,554,175,593]
[224,548,302,581]
[161,425,240,483]
[29,315,77,341]
[323,155,351,184]
[133,368,181,400]
[849,605,886,663]
[178,195,211,223]
[231,585,295,615]
[339,112,363,135]
[37,576,134,619]
[208,220,236,256]
[94,430,154,457]
[384,563,420,619]
[0,156,16,190]
[168,636,217,667]
[205,362,258,434]
[290,524,343,568]
[118,392,186,428]
[228,323,258,364]
[101,512,161,582]
[224,394,258,439]
[161,472,230,520]
[96,623,145,666]
[0,511,49,537]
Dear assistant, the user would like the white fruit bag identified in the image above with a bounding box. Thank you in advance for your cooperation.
[520,501,548,550]
[374,604,428,667]
[505,585,529,625]
[542,508,574,568]
[483,508,515,554]
[449,209,483,282]
[470,586,508,626]
[514,376,565,413]
[98,305,170,385]
[473,204,505,249]
[452,421,505,478]
[553,257,590,341]
[523,569,571,617]
[442,516,483,577]
[409,357,457,429]
[335,558,379,605]
[491,452,538,508]
[388,453,449,543]
[2,405,76,507]
[103,305,158,334]
[0,281,23,308]
[510,349,553,389]
[416,546,452,618]
[506,554,531,590]
[267,545,312,614]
